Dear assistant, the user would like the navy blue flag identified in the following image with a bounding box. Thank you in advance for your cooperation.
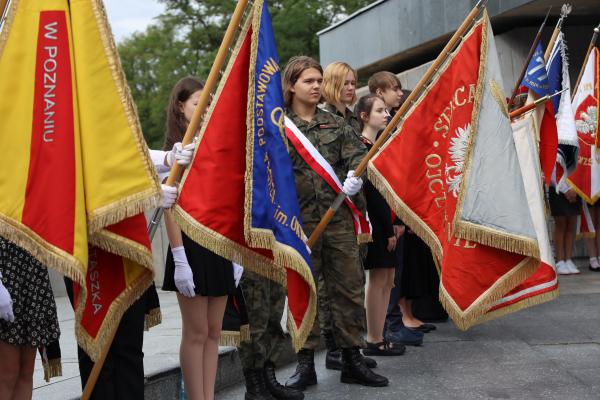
[546,38,563,114]
[246,1,316,348]
[521,42,550,97]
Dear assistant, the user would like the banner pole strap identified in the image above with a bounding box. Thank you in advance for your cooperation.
[307,0,488,249]
[571,23,600,99]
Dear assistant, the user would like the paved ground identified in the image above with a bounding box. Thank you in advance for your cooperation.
[218,262,600,400]
[32,259,600,399]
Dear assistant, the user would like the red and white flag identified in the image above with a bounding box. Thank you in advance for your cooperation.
[568,47,600,202]
[368,12,554,329]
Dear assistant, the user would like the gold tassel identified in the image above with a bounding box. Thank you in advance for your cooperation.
[43,358,63,382]
[144,308,162,331]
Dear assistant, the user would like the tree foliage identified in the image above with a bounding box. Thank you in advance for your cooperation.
[118,0,372,147]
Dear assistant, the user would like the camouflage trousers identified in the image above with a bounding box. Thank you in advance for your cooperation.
[302,214,366,349]
[237,270,288,370]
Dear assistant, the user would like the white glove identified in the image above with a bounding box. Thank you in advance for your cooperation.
[167,142,196,167]
[160,184,178,209]
[342,170,363,196]
[171,246,195,297]
[0,272,14,323]
[233,263,244,287]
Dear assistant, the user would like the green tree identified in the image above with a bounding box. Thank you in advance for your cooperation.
[119,0,372,146]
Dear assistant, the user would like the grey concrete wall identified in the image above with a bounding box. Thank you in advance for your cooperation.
[319,0,532,71]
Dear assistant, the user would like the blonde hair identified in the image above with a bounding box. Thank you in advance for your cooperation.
[282,56,323,107]
[321,62,358,105]
[367,71,401,94]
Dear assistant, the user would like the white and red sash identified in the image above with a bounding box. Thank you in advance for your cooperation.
[285,116,372,243]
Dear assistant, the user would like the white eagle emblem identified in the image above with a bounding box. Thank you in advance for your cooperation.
[575,105,598,138]
[445,124,471,198]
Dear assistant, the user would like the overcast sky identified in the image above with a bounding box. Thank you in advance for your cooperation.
[104,0,165,42]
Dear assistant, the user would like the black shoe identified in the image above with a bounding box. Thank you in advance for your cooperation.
[323,330,343,370]
[362,353,378,368]
[244,368,276,400]
[340,347,389,387]
[264,362,304,400]
[285,349,317,391]
[325,348,342,370]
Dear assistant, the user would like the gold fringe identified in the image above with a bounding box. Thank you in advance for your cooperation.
[173,208,318,350]
[286,286,318,352]
[475,286,558,325]
[0,217,86,287]
[89,0,161,193]
[367,167,443,261]
[0,0,18,56]
[576,232,596,240]
[566,179,600,206]
[42,358,62,382]
[76,271,154,361]
[438,256,539,330]
[240,323,250,342]
[356,233,373,244]
[144,307,162,331]
[452,221,540,259]
[89,229,154,270]
[451,14,541,260]
[87,188,161,234]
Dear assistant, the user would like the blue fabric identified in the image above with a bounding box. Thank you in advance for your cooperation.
[521,42,550,98]
[250,3,313,272]
[546,39,562,114]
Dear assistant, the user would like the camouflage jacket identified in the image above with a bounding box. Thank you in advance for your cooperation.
[322,103,362,137]
[286,107,368,225]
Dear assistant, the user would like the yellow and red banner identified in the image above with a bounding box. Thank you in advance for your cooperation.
[0,0,160,360]
[369,12,554,329]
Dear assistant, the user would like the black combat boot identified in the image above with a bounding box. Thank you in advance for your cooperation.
[323,330,377,369]
[340,347,389,387]
[244,368,276,400]
[263,361,304,400]
[323,330,343,370]
[284,349,317,391]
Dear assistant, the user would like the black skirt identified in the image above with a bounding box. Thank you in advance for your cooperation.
[163,233,235,297]
[364,232,396,269]
[548,188,581,216]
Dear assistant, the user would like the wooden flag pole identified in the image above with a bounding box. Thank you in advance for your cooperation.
[0,0,9,26]
[147,0,250,240]
[543,4,572,63]
[510,88,567,119]
[572,22,600,99]
[166,0,249,184]
[83,2,251,399]
[508,7,551,107]
[306,0,488,248]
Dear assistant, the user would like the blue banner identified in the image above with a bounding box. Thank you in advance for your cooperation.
[521,42,550,97]
[250,3,313,272]
[546,39,563,114]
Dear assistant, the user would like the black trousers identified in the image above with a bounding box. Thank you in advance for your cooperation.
[65,279,146,400]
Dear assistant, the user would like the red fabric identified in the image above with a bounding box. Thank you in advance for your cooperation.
[22,11,75,253]
[75,247,127,337]
[488,263,557,312]
[177,26,310,330]
[539,102,558,186]
[371,22,530,320]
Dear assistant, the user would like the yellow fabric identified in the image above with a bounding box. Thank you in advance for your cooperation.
[70,0,159,232]
[0,0,88,277]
